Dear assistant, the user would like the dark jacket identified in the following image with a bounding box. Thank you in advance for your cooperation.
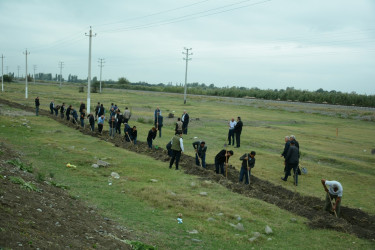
[66,107,71,118]
[72,110,78,120]
[60,105,65,114]
[215,149,231,164]
[147,129,157,141]
[285,145,299,165]
[50,102,54,110]
[79,103,86,113]
[192,141,207,158]
[116,114,123,125]
[80,112,86,120]
[98,106,105,117]
[182,113,189,126]
[130,129,137,139]
[109,119,117,128]
[88,115,95,125]
[240,153,255,169]
[281,141,290,158]
[155,115,163,127]
[234,120,243,134]
[35,98,40,107]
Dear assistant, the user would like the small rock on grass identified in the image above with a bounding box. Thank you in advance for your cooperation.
[111,172,120,179]
[91,164,99,168]
[290,218,297,223]
[207,217,215,222]
[199,192,207,196]
[36,208,42,212]
[150,179,158,183]
[265,225,273,234]
[188,229,199,234]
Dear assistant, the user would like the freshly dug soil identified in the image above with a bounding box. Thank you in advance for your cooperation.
[1,98,374,241]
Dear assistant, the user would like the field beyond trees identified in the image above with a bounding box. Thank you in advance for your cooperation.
[0,83,374,249]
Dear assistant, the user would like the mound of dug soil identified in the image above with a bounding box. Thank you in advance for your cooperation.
[1,98,374,241]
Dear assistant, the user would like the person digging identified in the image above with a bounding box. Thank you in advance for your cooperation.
[321,179,343,217]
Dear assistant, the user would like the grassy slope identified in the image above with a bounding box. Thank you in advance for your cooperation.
[0,111,372,249]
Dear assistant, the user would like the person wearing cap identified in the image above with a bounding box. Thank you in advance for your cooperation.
[239,151,256,185]
[169,132,184,170]
[281,140,299,185]
[215,149,234,176]
[234,117,243,148]
[228,118,237,146]
[192,141,207,168]
[321,179,343,217]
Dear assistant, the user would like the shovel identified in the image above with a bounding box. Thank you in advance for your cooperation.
[328,193,338,218]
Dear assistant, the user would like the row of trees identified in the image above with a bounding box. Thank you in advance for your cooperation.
[110,79,375,107]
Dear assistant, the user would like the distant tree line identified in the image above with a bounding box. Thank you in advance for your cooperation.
[109,79,375,108]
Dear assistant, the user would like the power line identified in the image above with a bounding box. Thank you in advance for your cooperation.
[182,47,193,104]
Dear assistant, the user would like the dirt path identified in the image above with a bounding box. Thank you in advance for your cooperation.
[1,98,374,241]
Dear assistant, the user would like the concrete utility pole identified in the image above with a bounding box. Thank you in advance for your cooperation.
[6,66,8,75]
[33,65,37,84]
[98,58,105,93]
[182,47,192,104]
[1,54,4,92]
[23,49,30,99]
[17,65,20,79]
[58,61,64,88]
[85,26,96,114]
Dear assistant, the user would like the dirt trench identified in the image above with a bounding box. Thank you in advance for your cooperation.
[0,98,374,241]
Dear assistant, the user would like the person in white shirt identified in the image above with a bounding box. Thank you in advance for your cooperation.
[228,118,237,145]
[321,179,343,217]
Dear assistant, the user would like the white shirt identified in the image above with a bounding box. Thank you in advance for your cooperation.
[229,120,237,130]
[182,113,186,122]
[325,180,343,197]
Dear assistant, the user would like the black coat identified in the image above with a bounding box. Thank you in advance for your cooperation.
[147,130,157,141]
[285,145,299,165]
[35,98,40,107]
[215,149,231,164]
[281,141,290,158]
[234,120,243,133]
[182,113,189,126]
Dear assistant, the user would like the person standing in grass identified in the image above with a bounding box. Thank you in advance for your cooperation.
[49,100,54,114]
[281,136,291,175]
[79,101,86,114]
[192,141,207,168]
[239,151,256,185]
[154,107,161,121]
[281,140,299,186]
[169,132,184,170]
[35,97,40,116]
[130,126,137,144]
[228,118,237,146]
[72,108,78,124]
[321,179,343,217]
[123,107,131,123]
[181,110,189,134]
[66,105,72,121]
[115,109,123,135]
[109,116,116,139]
[60,103,65,119]
[98,115,105,134]
[215,149,234,176]
[155,112,163,137]
[234,117,243,148]
[95,102,100,120]
[175,117,183,134]
[97,104,105,118]
[80,109,86,127]
[147,127,157,149]
[88,113,95,131]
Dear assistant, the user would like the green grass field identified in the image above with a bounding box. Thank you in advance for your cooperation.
[0,82,374,249]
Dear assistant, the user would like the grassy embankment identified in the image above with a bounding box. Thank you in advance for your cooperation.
[0,83,374,248]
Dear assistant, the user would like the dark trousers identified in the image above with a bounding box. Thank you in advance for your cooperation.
[169,150,181,169]
[183,125,188,134]
[215,159,225,175]
[60,112,64,119]
[147,139,153,149]
[228,129,235,145]
[195,154,206,168]
[116,124,121,134]
[158,126,162,137]
[283,163,298,185]
[324,193,341,217]
[239,167,250,184]
[90,123,95,131]
[66,115,70,121]
[54,109,58,116]
[98,124,103,133]
[50,108,53,114]
[80,118,84,127]
[235,132,241,147]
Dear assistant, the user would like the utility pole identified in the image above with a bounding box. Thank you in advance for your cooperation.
[182,47,192,104]
[98,58,105,93]
[58,61,64,88]
[17,65,20,79]
[6,66,8,75]
[85,26,96,114]
[33,65,37,84]
[23,49,30,99]
[1,54,4,92]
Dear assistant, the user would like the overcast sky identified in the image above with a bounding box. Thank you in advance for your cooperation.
[1,0,374,94]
